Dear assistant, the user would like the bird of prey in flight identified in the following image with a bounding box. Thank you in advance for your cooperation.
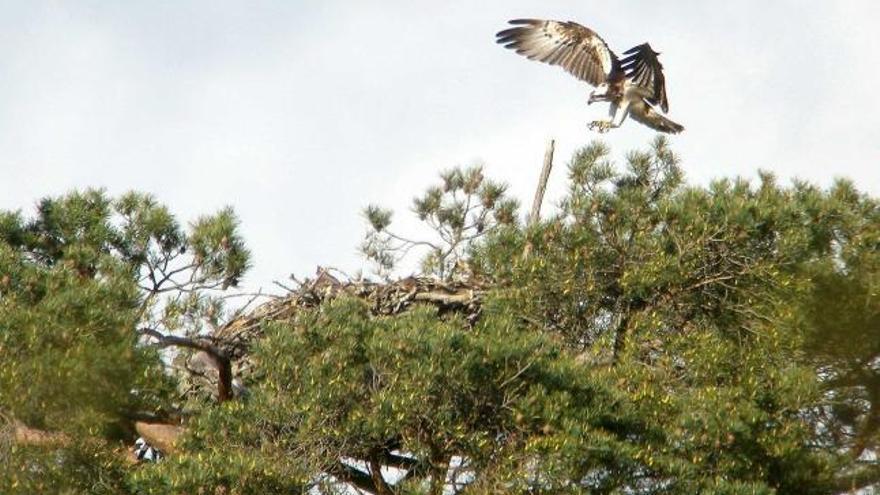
[496,19,684,134]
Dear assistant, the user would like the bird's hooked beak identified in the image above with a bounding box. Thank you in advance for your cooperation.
[588,91,597,105]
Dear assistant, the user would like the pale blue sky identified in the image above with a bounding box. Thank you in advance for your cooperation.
[1,1,878,289]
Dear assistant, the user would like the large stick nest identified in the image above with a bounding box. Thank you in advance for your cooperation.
[179,268,486,402]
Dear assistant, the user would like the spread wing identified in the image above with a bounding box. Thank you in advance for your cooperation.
[620,43,669,112]
[496,19,619,88]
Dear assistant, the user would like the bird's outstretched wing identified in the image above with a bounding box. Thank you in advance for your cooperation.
[620,43,669,112]
[496,19,618,87]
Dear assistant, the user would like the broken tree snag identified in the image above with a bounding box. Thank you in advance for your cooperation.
[529,139,556,225]
[138,328,234,402]
[524,139,555,259]
[135,422,185,455]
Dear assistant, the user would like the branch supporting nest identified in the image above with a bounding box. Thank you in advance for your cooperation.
[139,328,233,402]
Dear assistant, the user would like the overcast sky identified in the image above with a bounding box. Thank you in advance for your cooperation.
[1,1,878,290]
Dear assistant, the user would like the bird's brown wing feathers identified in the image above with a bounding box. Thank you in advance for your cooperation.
[620,43,669,112]
[496,19,619,87]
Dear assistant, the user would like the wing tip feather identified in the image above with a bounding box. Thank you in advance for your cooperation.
[507,18,542,26]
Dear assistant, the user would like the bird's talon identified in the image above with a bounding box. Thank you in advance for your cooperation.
[588,121,611,133]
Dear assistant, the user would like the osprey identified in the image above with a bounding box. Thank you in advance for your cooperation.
[496,19,684,134]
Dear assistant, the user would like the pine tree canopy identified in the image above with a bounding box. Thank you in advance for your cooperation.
[1,139,879,494]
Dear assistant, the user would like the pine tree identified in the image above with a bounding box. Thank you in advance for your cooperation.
[0,189,250,494]
[3,139,879,494]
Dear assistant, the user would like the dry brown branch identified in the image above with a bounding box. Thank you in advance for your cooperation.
[12,422,69,447]
[369,454,395,495]
[529,139,556,225]
[329,461,380,494]
[413,290,475,305]
[523,139,555,260]
[139,327,234,402]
